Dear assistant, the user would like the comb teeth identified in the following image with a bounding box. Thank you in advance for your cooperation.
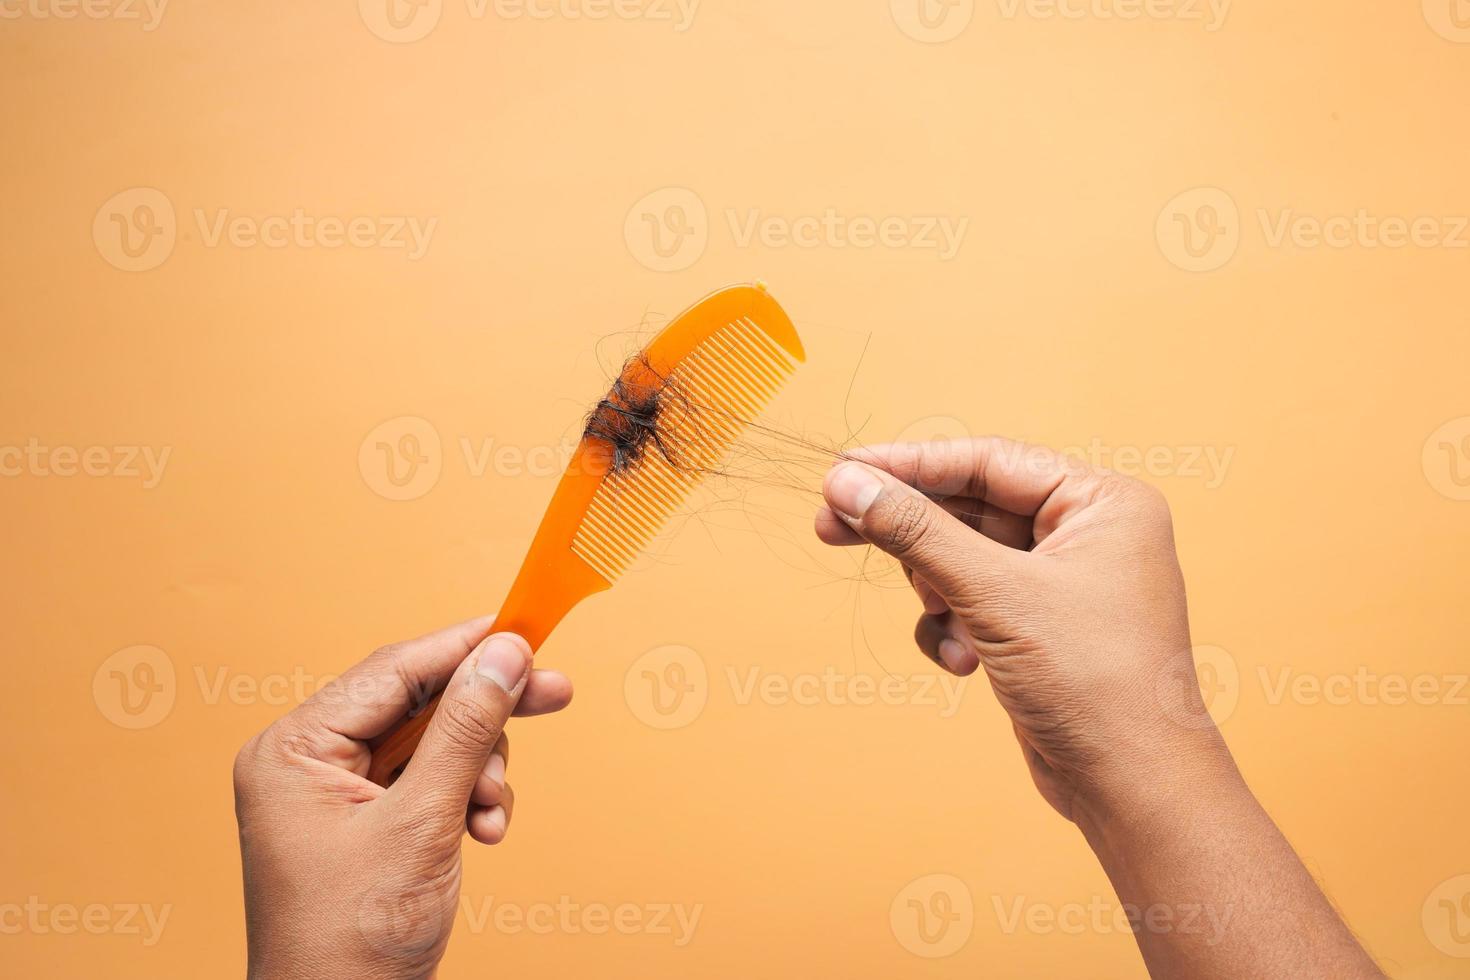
[570,317,797,582]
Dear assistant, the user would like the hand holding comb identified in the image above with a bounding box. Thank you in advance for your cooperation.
[367,283,805,785]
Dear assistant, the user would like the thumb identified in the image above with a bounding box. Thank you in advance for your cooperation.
[390,632,530,809]
[824,460,1024,606]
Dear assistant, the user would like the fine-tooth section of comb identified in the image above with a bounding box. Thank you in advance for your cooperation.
[570,315,798,582]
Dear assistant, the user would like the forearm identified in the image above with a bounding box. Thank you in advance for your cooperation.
[1075,741,1383,980]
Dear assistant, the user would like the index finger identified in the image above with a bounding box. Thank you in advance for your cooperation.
[288,615,494,742]
[844,437,1087,517]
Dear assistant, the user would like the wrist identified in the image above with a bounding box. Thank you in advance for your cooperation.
[250,961,431,980]
[1071,723,1247,853]
[248,940,436,980]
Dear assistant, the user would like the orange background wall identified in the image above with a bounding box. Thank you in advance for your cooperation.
[3,2,1469,976]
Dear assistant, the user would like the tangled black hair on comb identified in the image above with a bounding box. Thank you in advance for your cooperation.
[583,354,685,474]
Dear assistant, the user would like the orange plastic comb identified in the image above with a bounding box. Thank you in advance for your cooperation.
[367,283,804,785]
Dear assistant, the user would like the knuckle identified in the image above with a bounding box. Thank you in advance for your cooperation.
[272,726,318,762]
[882,493,934,556]
[394,800,464,849]
[1138,481,1172,516]
[1093,474,1177,545]
[384,649,434,713]
[231,736,262,794]
[913,445,949,495]
[1084,465,1123,489]
[1090,470,1138,503]
[436,696,502,749]
[254,719,329,770]
[370,642,404,663]
[1117,476,1172,520]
